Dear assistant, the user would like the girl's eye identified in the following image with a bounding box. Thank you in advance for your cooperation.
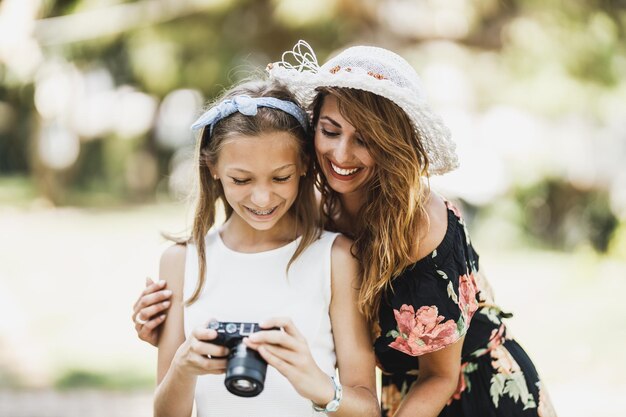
[321,128,339,138]
[231,177,250,185]
[274,175,292,183]
[355,137,367,147]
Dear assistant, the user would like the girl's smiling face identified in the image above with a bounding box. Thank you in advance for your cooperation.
[211,131,304,232]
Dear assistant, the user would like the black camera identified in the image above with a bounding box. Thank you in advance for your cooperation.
[208,320,278,397]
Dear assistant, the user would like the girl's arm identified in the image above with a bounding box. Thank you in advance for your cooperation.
[153,244,229,417]
[327,235,380,416]
[393,338,463,417]
[244,235,380,416]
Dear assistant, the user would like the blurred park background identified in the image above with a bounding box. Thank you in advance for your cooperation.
[1,0,625,416]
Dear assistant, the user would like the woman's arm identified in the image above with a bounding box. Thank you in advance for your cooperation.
[153,244,228,417]
[392,338,463,417]
[392,192,464,416]
[244,235,380,416]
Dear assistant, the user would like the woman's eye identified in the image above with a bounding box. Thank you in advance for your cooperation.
[231,177,250,185]
[274,175,292,183]
[321,128,339,137]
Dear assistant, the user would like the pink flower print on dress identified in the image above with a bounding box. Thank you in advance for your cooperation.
[459,272,479,322]
[490,343,521,375]
[389,304,459,356]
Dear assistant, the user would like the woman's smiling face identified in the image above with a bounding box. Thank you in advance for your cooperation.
[314,95,376,196]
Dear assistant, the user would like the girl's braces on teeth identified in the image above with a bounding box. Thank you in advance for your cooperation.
[248,207,276,215]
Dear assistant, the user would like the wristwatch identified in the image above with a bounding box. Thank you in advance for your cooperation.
[312,375,343,413]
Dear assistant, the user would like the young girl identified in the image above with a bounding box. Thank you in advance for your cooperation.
[152,80,379,417]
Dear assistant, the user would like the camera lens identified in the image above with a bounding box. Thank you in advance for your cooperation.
[224,343,268,397]
[231,379,257,392]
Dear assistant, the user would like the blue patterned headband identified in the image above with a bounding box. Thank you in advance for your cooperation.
[190,95,309,136]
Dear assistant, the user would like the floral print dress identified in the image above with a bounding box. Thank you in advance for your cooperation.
[374,201,557,417]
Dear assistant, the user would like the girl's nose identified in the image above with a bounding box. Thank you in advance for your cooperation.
[250,186,271,207]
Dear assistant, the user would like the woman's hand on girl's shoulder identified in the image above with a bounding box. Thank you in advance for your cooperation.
[132,277,172,346]
[133,244,185,346]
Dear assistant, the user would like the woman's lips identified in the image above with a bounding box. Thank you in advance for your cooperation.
[327,158,362,180]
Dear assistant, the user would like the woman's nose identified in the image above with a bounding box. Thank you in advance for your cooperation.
[333,138,352,164]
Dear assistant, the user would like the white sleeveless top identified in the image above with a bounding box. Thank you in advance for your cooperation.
[183,229,339,417]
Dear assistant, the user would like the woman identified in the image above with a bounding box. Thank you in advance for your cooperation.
[134,41,556,417]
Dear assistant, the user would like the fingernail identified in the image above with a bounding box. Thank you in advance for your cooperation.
[158,280,166,286]
[163,301,170,307]
[164,290,172,296]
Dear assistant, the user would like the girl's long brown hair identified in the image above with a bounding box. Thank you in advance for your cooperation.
[185,80,320,305]
[311,87,431,322]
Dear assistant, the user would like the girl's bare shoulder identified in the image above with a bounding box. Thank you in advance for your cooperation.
[159,243,188,288]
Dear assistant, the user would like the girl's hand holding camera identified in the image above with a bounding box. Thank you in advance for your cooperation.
[172,323,230,376]
[244,317,335,407]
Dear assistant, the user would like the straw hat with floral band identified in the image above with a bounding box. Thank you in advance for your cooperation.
[266,40,459,176]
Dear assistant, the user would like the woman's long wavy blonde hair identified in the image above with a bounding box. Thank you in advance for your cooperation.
[311,87,431,322]
[185,80,320,305]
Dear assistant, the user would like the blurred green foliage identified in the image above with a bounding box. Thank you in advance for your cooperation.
[0,0,625,249]
[514,178,618,252]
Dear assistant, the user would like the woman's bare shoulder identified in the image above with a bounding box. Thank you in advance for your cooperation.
[413,193,448,262]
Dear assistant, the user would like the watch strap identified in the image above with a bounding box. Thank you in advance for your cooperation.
[312,375,343,413]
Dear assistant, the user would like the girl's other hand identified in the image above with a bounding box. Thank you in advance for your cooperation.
[133,277,173,346]
[244,317,335,407]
